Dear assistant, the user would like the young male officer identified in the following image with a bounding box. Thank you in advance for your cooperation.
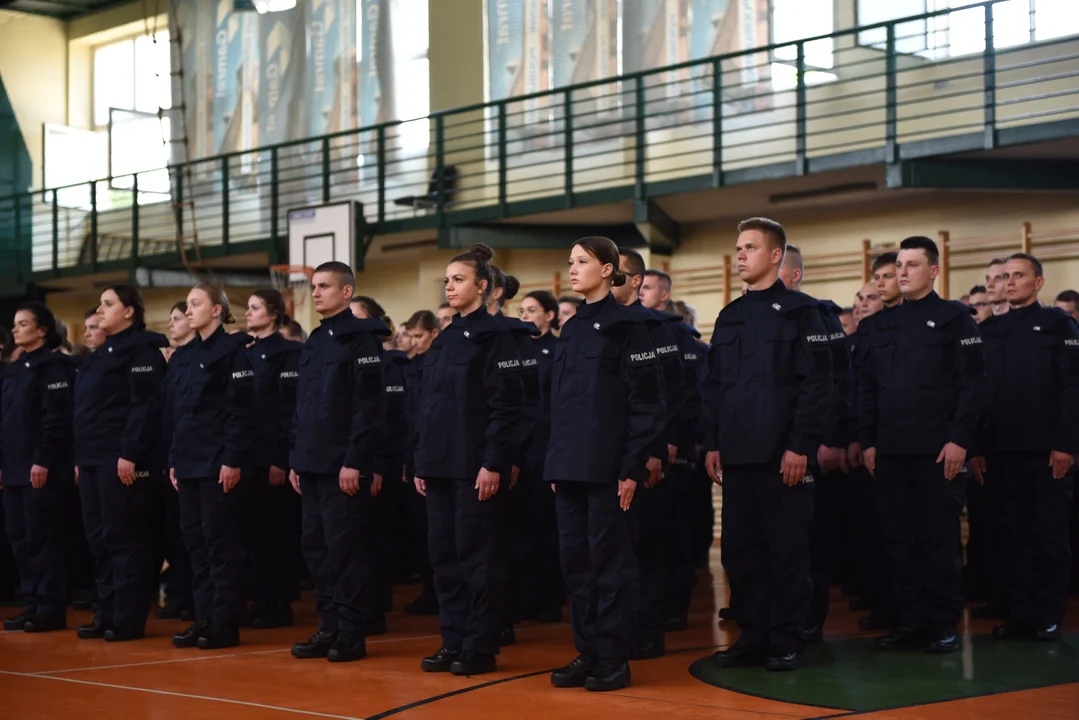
[289,261,388,663]
[972,253,1078,642]
[859,236,990,654]
[704,217,832,671]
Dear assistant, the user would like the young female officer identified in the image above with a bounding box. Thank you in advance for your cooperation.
[413,244,525,676]
[243,289,303,629]
[545,236,666,692]
[515,290,564,623]
[0,303,76,633]
[402,310,439,617]
[157,301,196,621]
[170,284,256,650]
[486,267,538,645]
[74,284,168,642]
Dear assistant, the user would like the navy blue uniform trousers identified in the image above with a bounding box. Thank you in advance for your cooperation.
[635,471,672,642]
[242,468,301,609]
[300,473,378,635]
[3,479,69,620]
[806,468,842,632]
[78,465,153,630]
[666,461,698,619]
[556,481,640,662]
[988,453,1074,627]
[178,477,249,626]
[876,454,966,633]
[426,476,507,655]
[721,464,813,655]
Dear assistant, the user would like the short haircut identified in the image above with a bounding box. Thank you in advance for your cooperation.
[314,261,355,290]
[438,301,451,310]
[782,244,804,271]
[85,307,99,320]
[899,236,939,265]
[558,296,582,307]
[987,256,1009,268]
[969,285,987,295]
[871,251,898,273]
[1055,289,1079,305]
[643,269,672,292]
[618,247,646,277]
[840,307,854,315]
[1007,252,1043,278]
[737,217,787,252]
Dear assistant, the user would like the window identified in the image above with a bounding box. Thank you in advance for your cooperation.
[391,0,430,154]
[1034,0,1079,41]
[93,34,172,128]
[771,0,837,90]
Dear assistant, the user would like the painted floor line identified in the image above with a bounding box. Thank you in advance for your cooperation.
[601,692,812,718]
[32,648,292,675]
[0,670,366,720]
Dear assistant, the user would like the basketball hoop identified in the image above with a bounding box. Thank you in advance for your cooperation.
[269,264,315,327]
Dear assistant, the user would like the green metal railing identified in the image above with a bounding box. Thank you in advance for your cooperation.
[0,0,1077,284]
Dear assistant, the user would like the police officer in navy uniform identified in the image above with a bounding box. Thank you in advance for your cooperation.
[402,310,440,616]
[242,289,303,629]
[487,265,539,646]
[859,236,990,654]
[0,303,76,633]
[614,248,684,661]
[548,237,664,690]
[546,237,665,691]
[157,302,196,621]
[169,284,257,650]
[777,245,853,642]
[971,253,1077,642]
[638,269,700,633]
[515,290,564,623]
[704,218,832,672]
[289,262,388,663]
[74,284,168,642]
[353,294,404,627]
[413,244,525,677]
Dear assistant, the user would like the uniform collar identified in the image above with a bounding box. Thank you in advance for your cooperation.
[103,324,138,351]
[252,331,283,347]
[575,292,615,319]
[905,290,939,308]
[743,279,787,303]
[198,324,227,347]
[450,304,491,329]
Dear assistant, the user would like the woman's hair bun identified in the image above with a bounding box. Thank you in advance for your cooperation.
[611,270,628,287]
[224,312,236,324]
[469,243,494,261]
[504,274,520,302]
[282,313,292,326]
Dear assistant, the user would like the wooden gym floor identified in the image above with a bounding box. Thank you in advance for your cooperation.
[1,552,1077,720]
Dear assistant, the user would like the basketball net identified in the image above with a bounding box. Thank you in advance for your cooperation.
[270,265,316,338]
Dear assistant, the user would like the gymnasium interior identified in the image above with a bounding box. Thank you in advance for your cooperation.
[1,0,1078,717]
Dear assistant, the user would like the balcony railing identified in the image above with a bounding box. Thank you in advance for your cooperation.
[0,0,1077,283]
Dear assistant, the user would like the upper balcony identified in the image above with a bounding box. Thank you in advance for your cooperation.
[1,0,1077,294]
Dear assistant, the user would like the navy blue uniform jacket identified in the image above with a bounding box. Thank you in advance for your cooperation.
[376,349,411,478]
[162,340,195,464]
[247,332,303,470]
[978,303,1079,455]
[74,326,168,469]
[0,348,77,484]
[818,299,853,448]
[413,306,525,481]
[701,280,832,465]
[291,310,389,476]
[170,326,256,480]
[493,315,540,470]
[857,291,990,455]
[525,331,557,472]
[544,293,666,485]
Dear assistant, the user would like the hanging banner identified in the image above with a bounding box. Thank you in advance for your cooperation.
[211,0,246,154]
[258,5,306,146]
[486,0,524,103]
[169,0,207,164]
[359,0,395,129]
[305,0,350,138]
